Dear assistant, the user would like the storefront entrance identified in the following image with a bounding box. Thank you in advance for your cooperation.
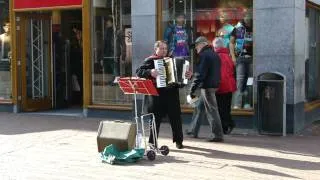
[16,11,83,112]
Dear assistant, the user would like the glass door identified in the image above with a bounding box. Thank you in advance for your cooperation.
[18,14,52,111]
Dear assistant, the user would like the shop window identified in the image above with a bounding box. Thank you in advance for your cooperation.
[160,0,253,110]
[91,0,132,105]
[0,0,11,100]
[305,7,320,101]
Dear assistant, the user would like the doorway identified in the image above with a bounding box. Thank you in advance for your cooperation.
[52,10,83,110]
[16,10,83,112]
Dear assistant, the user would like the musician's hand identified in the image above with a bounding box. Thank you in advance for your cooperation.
[185,70,193,80]
[151,69,158,78]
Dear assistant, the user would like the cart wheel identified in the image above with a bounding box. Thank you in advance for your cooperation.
[160,145,169,156]
[147,150,156,161]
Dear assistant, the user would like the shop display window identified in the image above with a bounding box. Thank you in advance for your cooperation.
[91,0,132,105]
[0,0,11,100]
[161,0,253,110]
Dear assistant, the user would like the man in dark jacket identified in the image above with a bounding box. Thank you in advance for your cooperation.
[136,40,191,149]
[188,36,224,142]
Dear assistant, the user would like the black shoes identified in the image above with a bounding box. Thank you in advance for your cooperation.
[176,142,184,149]
[207,137,224,142]
[223,126,235,135]
[226,126,234,135]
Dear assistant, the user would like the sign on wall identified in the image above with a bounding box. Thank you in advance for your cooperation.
[14,0,82,9]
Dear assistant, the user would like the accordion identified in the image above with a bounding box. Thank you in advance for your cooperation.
[154,57,190,88]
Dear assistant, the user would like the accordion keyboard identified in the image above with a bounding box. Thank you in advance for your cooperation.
[154,59,167,88]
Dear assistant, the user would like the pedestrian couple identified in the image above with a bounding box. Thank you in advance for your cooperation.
[186,36,236,142]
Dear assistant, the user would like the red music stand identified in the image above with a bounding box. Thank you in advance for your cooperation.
[118,77,158,128]
[118,77,158,96]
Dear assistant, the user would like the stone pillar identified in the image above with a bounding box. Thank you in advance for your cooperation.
[254,0,306,133]
[131,0,157,115]
[131,0,157,76]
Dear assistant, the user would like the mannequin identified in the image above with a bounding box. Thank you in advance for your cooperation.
[234,12,253,56]
[0,22,11,99]
[233,12,253,109]
[164,13,190,57]
[0,22,11,62]
[216,11,237,62]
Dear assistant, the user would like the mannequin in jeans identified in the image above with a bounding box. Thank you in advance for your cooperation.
[233,12,253,109]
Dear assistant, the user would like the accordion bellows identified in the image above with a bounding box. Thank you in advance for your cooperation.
[154,57,190,88]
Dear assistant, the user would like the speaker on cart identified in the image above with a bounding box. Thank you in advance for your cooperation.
[97,121,136,152]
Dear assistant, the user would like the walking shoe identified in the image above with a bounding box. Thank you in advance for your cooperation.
[226,126,235,135]
[185,130,198,138]
[176,142,184,149]
[207,137,224,142]
[223,128,228,135]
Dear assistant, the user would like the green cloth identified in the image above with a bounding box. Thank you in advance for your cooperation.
[101,144,145,165]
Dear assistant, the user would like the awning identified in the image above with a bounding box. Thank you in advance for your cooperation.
[309,0,320,5]
[14,0,83,11]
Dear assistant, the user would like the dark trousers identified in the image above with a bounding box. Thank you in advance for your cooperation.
[201,89,224,139]
[216,93,234,132]
[144,88,183,146]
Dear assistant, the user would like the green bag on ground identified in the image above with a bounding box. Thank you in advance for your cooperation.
[101,144,145,165]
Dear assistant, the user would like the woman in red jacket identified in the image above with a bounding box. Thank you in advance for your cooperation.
[213,37,237,134]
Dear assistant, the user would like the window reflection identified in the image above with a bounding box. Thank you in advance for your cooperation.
[92,0,132,105]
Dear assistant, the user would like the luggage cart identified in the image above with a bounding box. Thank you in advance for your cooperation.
[139,113,169,160]
[118,77,169,161]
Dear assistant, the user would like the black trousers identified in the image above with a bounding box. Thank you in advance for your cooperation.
[216,92,235,132]
[144,88,183,146]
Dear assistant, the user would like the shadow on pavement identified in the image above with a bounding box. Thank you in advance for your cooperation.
[234,165,302,179]
[0,113,101,135]
[171,145,320,171]
[223,136,320,158]
[105,155,189,167]
[184,133,320,159]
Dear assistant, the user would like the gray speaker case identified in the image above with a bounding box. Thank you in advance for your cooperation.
[97,121,137,152]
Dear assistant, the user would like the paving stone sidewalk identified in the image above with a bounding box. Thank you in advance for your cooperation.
[0,113,319,180]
